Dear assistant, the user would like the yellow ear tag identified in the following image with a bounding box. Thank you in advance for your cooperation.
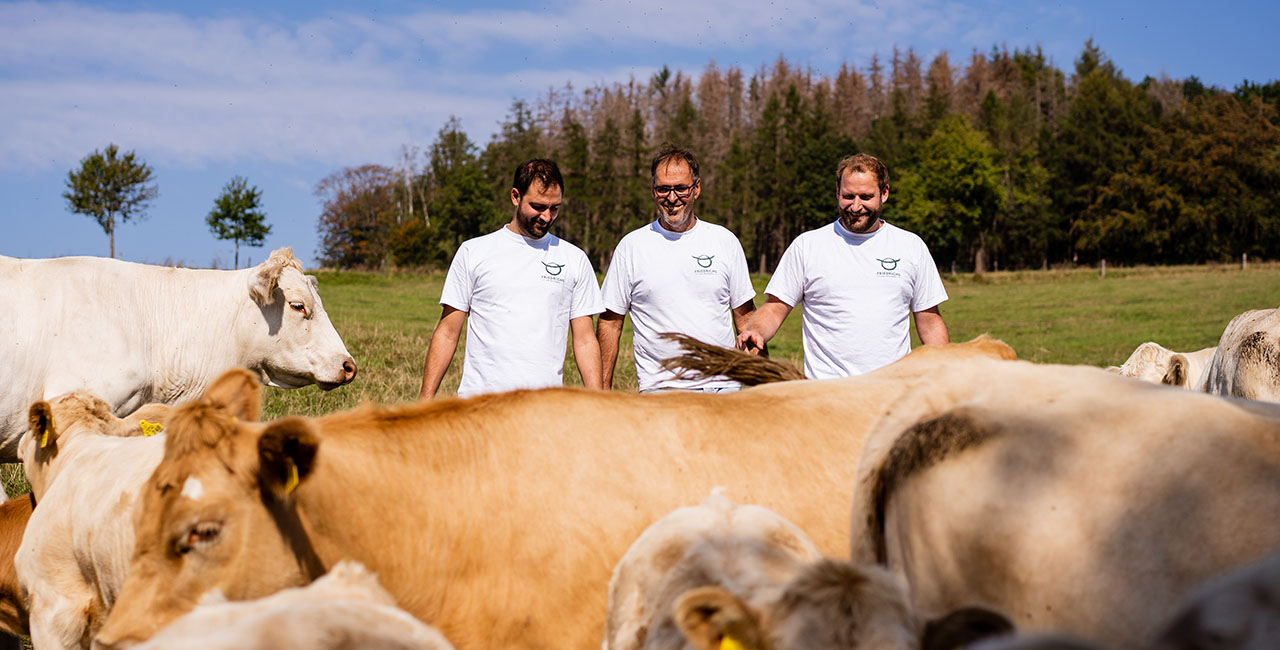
[720,636,747,650]
[284,459,300,495]
[39,413,54,449]
[140,420,164,437]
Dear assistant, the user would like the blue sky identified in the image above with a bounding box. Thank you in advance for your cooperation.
[2,0,1276,268]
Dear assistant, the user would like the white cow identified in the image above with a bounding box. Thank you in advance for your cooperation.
[607,490,1012,650]
[1201,308,1280,401]
[0,247,356,460]
[133,562,455,650]
[17,392,171,650]
[1112,342,1216,389]
[848,358,1280,650]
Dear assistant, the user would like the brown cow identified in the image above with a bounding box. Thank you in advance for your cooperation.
[848,358,1280,650]
[96,338,1017,650]
[0,493,35,650]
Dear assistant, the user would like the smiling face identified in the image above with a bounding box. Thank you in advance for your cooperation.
[508,179,563,239]
[652,158,701,233]
[837,170,888,234]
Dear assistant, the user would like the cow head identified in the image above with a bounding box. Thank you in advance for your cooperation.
[23,393,172,499]
[674,559,1013,650]
[243,248,357,391]
[95,368,324,649]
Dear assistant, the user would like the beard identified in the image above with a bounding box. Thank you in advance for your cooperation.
[839,204,884,234]
[514,211,551,238]
[657,200,696,232]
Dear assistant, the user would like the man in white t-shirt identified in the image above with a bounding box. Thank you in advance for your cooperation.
[597,145,757,392]
[736,153,950,378]
[418,159,604,399]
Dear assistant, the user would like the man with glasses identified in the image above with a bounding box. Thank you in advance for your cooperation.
[418,158,603,399]
[736,153,950,377]
[597,144,757,392]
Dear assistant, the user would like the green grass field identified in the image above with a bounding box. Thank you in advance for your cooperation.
[258,262,1280,421]
[5,262,1273,497]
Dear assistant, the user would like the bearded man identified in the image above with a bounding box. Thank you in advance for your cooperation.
[597,144,757,392]
[736,153,950,377]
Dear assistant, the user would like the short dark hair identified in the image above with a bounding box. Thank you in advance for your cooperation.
[650,144,700,185]
[835,153,890,192]
[513,159,564,195]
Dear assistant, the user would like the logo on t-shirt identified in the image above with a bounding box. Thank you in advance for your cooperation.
[542,262,565,276]
[876,257,902,278]
[692,254,719,275]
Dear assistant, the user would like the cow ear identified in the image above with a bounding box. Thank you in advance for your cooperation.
[922,606,1015,650]
[203,368,262,422]
[258,417,319,499]
[27,401,58,451]
[1162,354,1190,387]
[674,587,765,650]
[248,258,284,305]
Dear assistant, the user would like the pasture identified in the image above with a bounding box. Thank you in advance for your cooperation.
[257,261,1280,420]
[257,262,1280,419]
[2,262,1275,499]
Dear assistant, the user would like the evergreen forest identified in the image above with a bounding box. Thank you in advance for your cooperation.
[315,41,1280,273]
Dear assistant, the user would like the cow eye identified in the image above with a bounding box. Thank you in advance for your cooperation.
[175,521,223,555]
[289,301,306,313]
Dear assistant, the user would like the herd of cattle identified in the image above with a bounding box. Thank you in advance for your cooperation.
[2,248,1280,650]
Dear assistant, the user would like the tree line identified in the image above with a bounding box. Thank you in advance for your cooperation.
[316,40,1280,273]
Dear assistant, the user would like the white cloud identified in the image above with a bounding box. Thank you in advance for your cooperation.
[0,0,1079,173]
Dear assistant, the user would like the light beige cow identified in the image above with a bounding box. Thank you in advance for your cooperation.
[847,358,1280,650]
[96,337,1018,650]
[1201,308,1280,401]
[1111,342,1216,389]
[0,247,356,461]
[607,489,1011,650]
[605,488,824,650]
[17,393,170,650]
[132,561,454,650]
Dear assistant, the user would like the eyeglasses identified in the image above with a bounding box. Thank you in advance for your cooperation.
[653,183,696,197]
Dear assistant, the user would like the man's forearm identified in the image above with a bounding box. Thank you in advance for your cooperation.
[596,313,625,390]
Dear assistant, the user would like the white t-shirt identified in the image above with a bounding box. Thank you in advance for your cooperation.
[765,220,948,379]
[602,219,755,391]
[440,226,603,397]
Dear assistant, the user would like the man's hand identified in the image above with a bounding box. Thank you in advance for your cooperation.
[736,330,766,355]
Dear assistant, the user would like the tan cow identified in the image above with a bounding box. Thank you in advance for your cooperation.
[1111,342,1217,389]
[1200,308,1280,401]
[607,489,1011,650]
[0,493,35,650]
[18,393,170,649]
[132,561,455,650]
[96,337,1018,650]
[847,358,1280,650]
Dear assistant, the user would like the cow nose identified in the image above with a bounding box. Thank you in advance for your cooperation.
[342,357,357,383]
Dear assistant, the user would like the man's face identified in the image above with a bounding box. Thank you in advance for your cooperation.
[509,180,563,239]
[652,160,700,232]
[837,170,888,234]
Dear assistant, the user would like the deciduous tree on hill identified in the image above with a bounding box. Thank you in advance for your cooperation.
[206,176,271,269]
[62,144,158,259]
